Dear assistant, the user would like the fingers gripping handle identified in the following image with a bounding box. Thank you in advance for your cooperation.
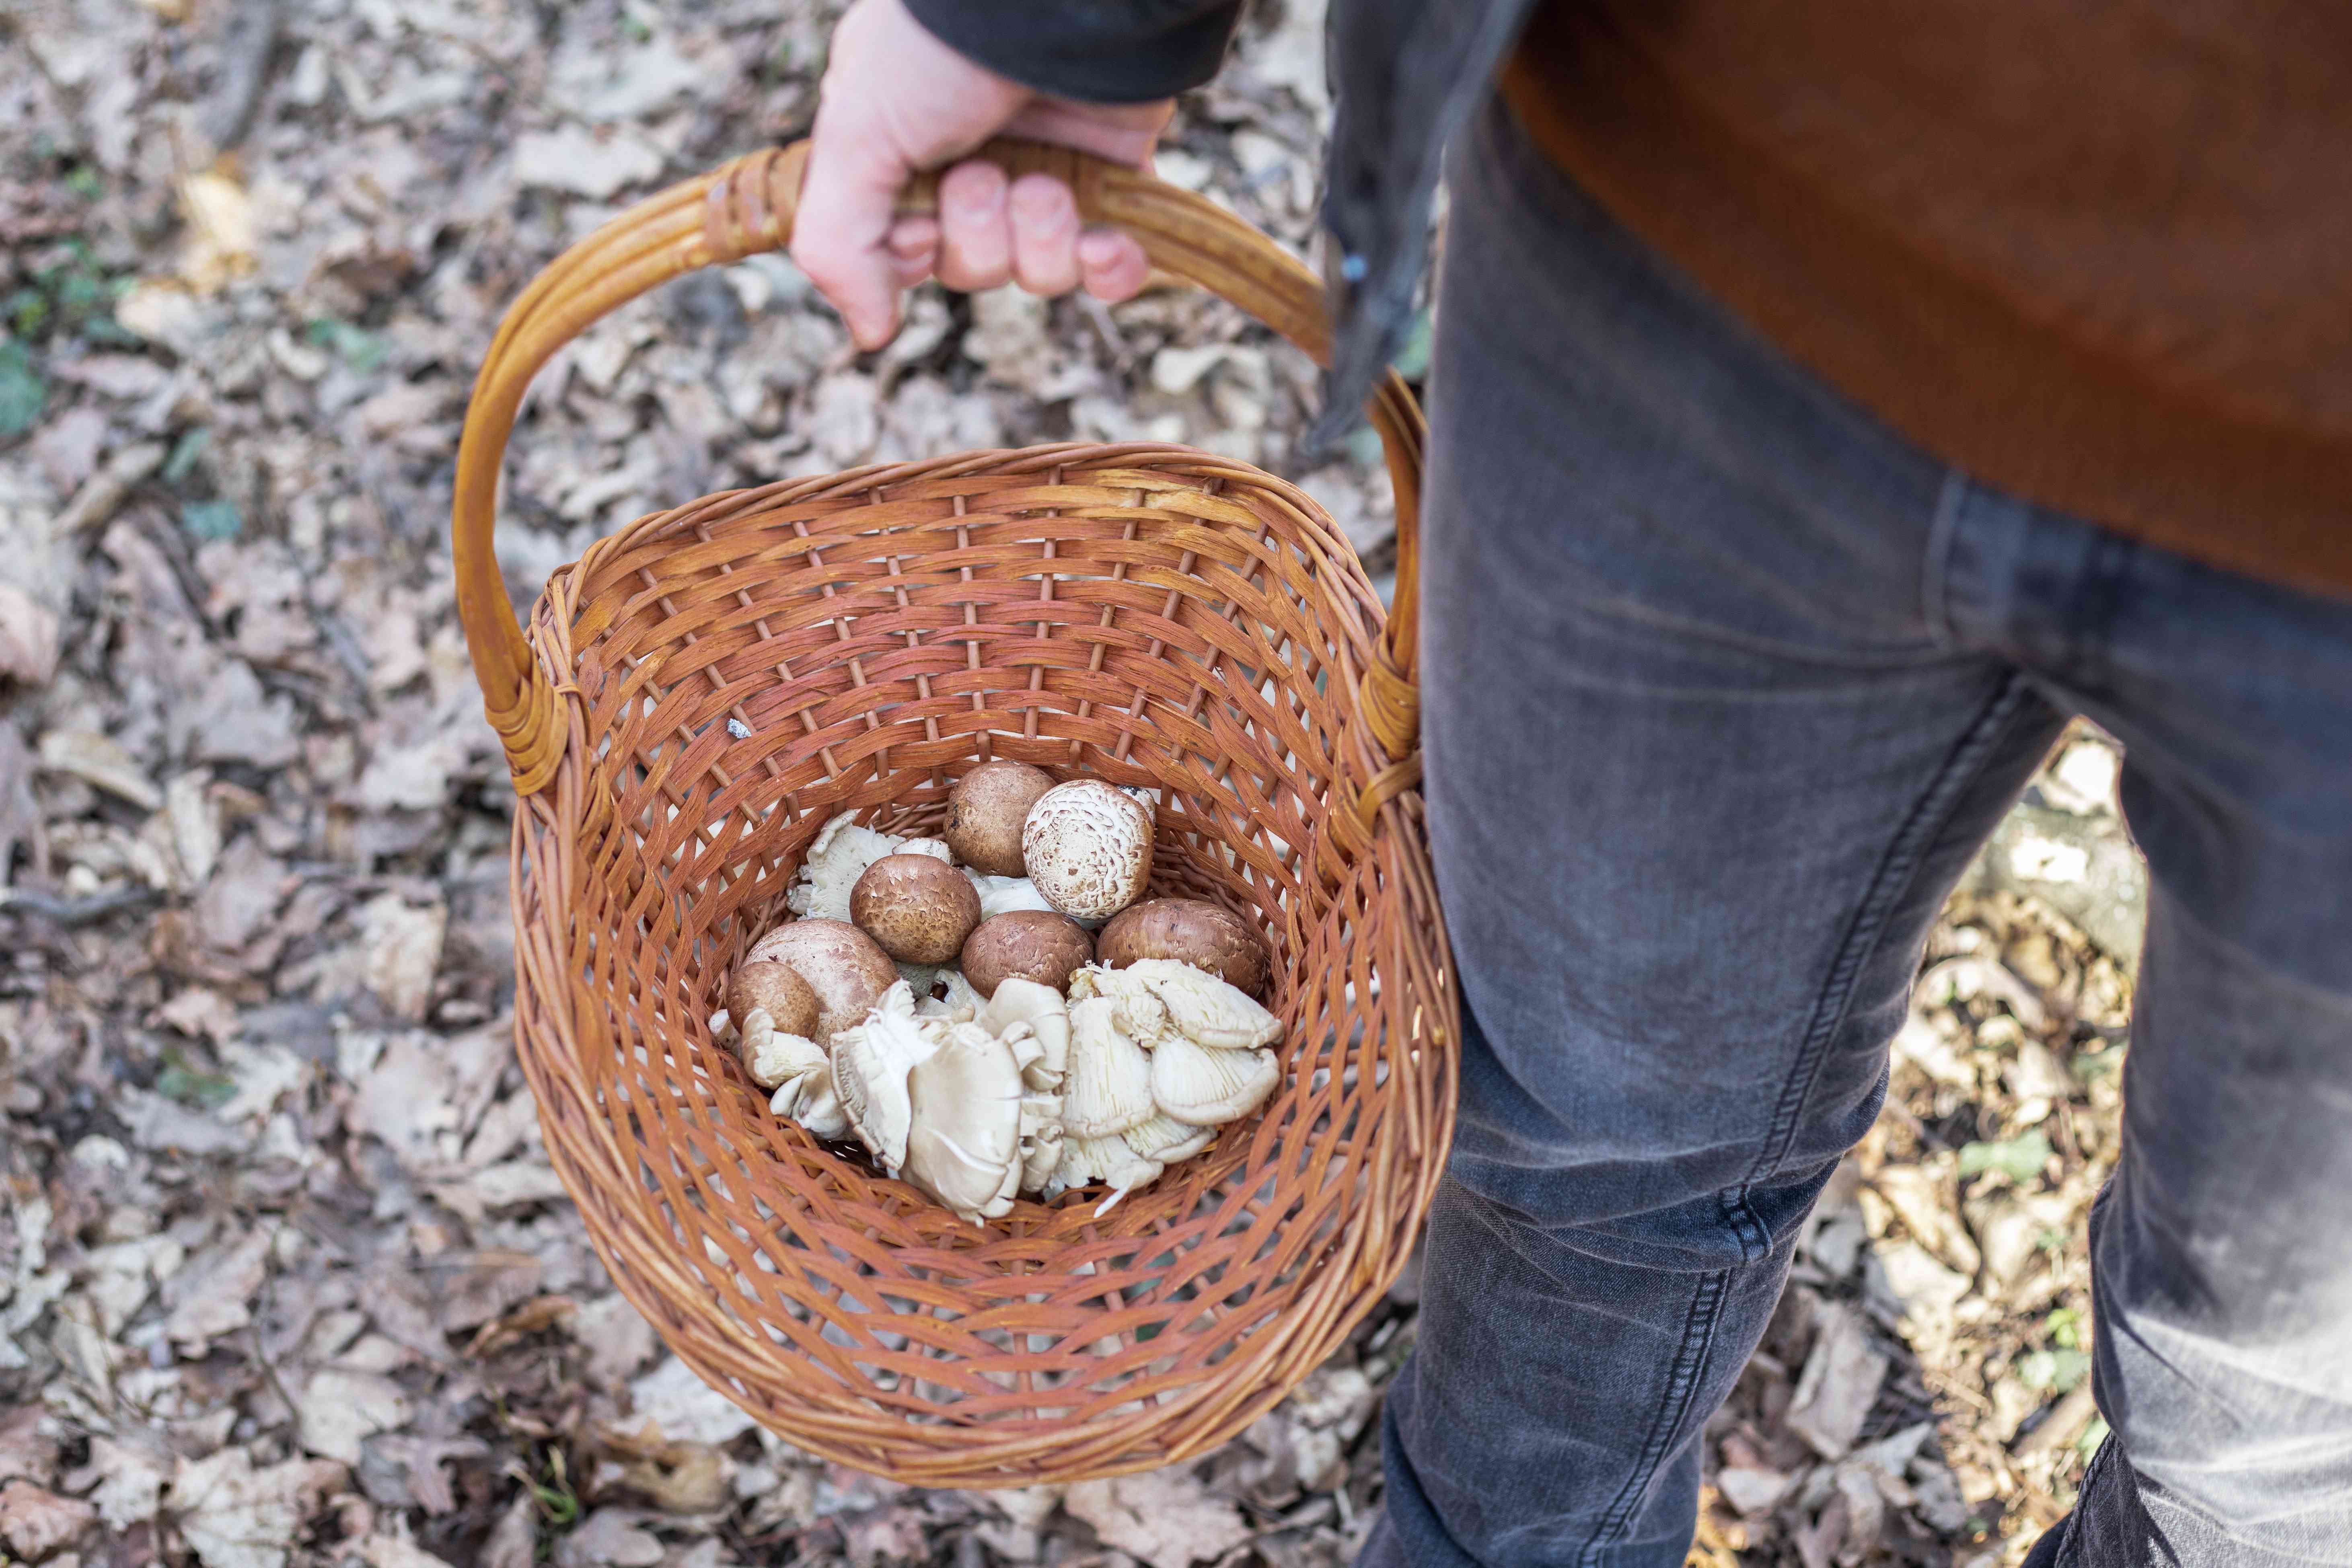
[451,139,1426,804]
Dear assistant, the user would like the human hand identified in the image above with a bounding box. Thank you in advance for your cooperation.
[791,0,1169,351]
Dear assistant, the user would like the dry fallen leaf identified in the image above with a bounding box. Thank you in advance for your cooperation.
[0,1406,57,1486]
[360,894,448,1023]
[593,1422,732,1514]
[0,1478,97,1560]
[162,1224,273,1352]
[66,1434,171,1528]
[627,1357,758,1448]
[170,1447,345,1568]
[569,1293,659,1388]
[1063,1469,1252,1568]
[37,727,160,810]
[297,1368,413,1464]
[555,1507,665,1568]
[1785,1302,1890,1461]
[0,584,60,687]
[357,1534,459,1568]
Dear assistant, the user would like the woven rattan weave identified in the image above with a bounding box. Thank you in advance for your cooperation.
[450,138,1458,1485]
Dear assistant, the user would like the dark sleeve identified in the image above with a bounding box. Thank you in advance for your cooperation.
[904,0,1246,104]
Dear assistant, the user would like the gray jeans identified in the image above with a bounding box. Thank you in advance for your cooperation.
[1361,99,2352,1567]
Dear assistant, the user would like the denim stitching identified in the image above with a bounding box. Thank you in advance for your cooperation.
[1735,669,2045,1201]
[1561,674,2049,1562]
[1578,1268,1731,1566]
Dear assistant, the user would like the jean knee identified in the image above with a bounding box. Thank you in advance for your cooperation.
[2087,1184,2352,1558]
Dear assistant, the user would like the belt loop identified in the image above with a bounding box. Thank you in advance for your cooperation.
[1923,468,1969,651]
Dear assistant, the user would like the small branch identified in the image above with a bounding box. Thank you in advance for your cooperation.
[197,0,288,154]
[0,883,164,925]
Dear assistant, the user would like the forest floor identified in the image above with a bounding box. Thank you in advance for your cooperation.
[4,1,2149,1564]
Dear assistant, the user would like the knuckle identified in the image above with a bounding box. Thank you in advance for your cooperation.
[1008,174,1075,228]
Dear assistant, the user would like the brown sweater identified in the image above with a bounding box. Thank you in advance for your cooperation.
[1501,2,2352,596]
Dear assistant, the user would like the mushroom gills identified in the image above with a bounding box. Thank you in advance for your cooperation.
[785,813,911,923]
[774,1073,851,1142]
[1124,1113,1215,1164]
[1065,965,1176,1044]
[1118,958,1284,1049]
[1017,1088,1065,1194]
[1061,997,1156,1138]
[827,981,942,1173]
[1151,1033,1281,1126]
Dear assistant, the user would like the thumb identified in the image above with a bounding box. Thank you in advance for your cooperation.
[792,103,919,351]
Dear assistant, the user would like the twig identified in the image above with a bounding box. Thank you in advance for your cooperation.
[50,441,168,538]
[197,0,288,154]
[1077,293,1134,372]
[0,883,164,925]
[2012,1383,2101,1459]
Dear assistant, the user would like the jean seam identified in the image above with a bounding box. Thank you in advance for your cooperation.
[1577,1268,1732,1566]
[1561,672,2046,1564]
[1735,668,2045,1199]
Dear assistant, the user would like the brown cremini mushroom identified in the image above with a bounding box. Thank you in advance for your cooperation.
[746,919,898,1040]
[944,760,1057,876]
[960,910,1094,997]
[850,853,983,965]
[727,960,821,1040]
[1096,898,1271,999]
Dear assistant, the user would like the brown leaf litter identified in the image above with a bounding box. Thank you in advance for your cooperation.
[3,0,2135,1562]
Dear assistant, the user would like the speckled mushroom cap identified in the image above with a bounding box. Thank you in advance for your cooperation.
[944,759,1057,877]
[1097,898,1271,999]
[1020,781,1153,922]
[850,853,983,965]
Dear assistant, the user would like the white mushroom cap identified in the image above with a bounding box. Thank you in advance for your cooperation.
[903,1023,1026,1222]
[1119,959,1283,1050]
[1067,964,1176,1045]
[786,814,913,923]
[827,981,942,1173]
[1018,1087,1066,1194]
[979,978,1070,1090]
[774,1073,851,1142]
[742,1025,826,1091]
[1021,780,1154,922]
[1150,1034,1281,1126]
[965,872,1059,919]
[1061,996,1155,1138]
[914,967,986,1024]
[896,837,954,862]
[1123,1113,1216,1165]
[1054,1133,1164,1212]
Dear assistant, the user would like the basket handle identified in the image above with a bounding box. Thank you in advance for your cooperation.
[453,138,1427,804]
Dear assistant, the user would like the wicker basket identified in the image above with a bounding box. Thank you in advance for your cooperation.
[450,138,1456,1486]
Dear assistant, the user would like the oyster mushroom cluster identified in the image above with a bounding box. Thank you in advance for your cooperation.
[711,762,1281,1221]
